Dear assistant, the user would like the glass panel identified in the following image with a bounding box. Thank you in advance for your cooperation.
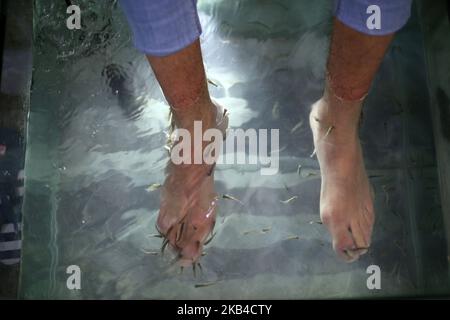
[18,0,449,298]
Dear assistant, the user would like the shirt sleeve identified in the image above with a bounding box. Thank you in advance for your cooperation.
[119,0,202,56]
[333,0,413,35]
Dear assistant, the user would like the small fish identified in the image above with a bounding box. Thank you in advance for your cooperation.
[147,233,163,238]
[161,238,169,253]
[310,125,334,158]
[272,101,280,119]
[140,249,159,255]
[222,194,244,205]
[146,183,162,192]
[193,263,197,277]
[195,281,219,288]
[204,232,216,245]
[279,196,298,204]
[175,222,185,244]
[261,227,271,233]
[273,145,288,154]
[207,78,219,87]
[309,220,322,225]
[324,125,335,137]
[286,235,299,240]
[290,120,304,134]
[305,172,317,177]
[297,164,302,175]
[243,229,258,235]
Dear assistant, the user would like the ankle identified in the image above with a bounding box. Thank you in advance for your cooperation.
[171,99,216,130]
[314,92,362,127]
[310,101,360,146]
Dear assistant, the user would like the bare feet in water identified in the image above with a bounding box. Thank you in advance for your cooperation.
[157,100,228,266]
[166,174,218,267]
[309,90,374,262]
[156,100,217,235]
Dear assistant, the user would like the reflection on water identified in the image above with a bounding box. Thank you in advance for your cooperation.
[20,0,449,298]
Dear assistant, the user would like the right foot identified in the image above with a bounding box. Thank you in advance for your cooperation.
[166,173,218,267]
[157,101,228,260]
[157,100,217,235]
[309,94,375,262]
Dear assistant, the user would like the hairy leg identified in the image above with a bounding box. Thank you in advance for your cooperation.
[310,18,393,262]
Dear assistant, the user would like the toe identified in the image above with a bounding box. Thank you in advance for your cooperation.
[363,199,375,224]
[351,219,369,248]
[156,212,171,235]
[321,209,358,262]
[358,214,372,247]
[331,225,358,262]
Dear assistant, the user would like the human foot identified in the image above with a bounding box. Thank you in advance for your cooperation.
[159,102,227,267]
[309,92,374,262]
[157,100,216,235]
[165,173,218,267]
[157,101,228,240]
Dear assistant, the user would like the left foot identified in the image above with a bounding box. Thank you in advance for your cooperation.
[309,92,375,262]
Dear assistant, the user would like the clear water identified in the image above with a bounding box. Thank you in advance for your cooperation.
[19,0,449,298]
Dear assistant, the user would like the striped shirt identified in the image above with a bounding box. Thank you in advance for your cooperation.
[0,128,24,266]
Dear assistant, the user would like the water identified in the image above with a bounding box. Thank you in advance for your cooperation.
[19,0,449,298]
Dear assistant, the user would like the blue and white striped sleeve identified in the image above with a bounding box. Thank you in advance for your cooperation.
[334,0,413,35]
[118,0,202,57]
